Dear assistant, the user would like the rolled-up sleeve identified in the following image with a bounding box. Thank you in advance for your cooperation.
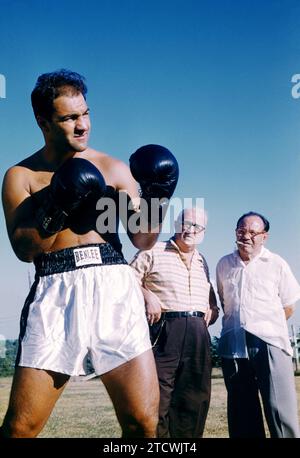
[130,249,154,286]
[216,260,225,307]
[278,260,300,307]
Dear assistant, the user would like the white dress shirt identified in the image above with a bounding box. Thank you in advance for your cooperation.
[216,247,300,357]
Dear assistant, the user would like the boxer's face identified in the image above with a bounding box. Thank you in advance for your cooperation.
[45,92,90,154]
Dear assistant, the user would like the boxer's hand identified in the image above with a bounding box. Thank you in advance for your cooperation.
[36,158,106,234]
[129,144,179,224]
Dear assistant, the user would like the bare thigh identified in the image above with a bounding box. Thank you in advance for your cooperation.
[101,349,159,437]
[1,366,70,437]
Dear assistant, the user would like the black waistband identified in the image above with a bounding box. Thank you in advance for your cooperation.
[34,243,127,276]
[162,311,205,319]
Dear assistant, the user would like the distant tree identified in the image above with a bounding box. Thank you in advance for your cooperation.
[210,336,221,368]
[86,354,95,374]
[0,340,18,377]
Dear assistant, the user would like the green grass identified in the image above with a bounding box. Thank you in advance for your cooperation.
[0,370,299,438]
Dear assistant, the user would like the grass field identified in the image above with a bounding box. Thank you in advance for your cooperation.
[0,370,300,438]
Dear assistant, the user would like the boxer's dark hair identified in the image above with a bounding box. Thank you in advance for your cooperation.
[236,211,270,232]
[31,69,87,120]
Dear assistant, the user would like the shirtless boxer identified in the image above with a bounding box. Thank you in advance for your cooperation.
[1,69,179,438]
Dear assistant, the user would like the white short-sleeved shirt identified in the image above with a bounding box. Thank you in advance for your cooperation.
[216,247,300,357]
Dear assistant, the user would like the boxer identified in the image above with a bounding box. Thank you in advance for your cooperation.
[1,69,179,438]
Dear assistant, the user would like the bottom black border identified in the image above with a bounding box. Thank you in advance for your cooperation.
[0,438,299,456]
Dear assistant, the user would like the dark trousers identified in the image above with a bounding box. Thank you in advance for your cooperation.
[222,357,266,438]
[221,332,300,438]
[150,315,212,438]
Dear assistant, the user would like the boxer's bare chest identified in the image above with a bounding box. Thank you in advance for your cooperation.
[26,162,110,249]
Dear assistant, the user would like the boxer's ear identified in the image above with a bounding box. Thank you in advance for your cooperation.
[36,115,50,132]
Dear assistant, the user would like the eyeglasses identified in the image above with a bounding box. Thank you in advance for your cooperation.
[236,228,266,239]
[182,220,206,233]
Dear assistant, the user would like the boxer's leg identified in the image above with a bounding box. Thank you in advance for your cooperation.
[101,349,159,438]
[1,367,69,437]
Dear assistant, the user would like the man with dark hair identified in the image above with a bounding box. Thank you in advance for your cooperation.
[31,69,88,120]
[1,69,179,437]
[236,211,270,233]
[216,211,300,438]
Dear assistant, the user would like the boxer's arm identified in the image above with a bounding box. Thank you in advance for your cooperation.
[2,167,58,262]
[115,161,160,250]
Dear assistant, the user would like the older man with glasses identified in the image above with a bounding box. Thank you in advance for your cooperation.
[130,207,219,438]
[216,211,300,438]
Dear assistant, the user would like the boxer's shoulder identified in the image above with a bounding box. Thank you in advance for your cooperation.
[79,148,135,193]
[79,148,126,171]
[4,151,52,197]
[3,163,32,194]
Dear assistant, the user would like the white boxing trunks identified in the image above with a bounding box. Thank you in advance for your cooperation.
[16,243,152,376]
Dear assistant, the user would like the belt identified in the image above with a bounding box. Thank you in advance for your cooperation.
[162,311,205,319]
[34,243,127,276]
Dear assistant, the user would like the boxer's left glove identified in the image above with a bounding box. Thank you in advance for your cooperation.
[36,158,106,234]
[129,144,179,224]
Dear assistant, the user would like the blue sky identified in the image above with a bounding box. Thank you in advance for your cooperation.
[1,0,300,338]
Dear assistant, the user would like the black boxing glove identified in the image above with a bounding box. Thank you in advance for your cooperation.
[129,144,179,223]
[36,158,106,234]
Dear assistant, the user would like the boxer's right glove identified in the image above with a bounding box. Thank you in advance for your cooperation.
[129,144,179,224]
[36,157,106,234]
